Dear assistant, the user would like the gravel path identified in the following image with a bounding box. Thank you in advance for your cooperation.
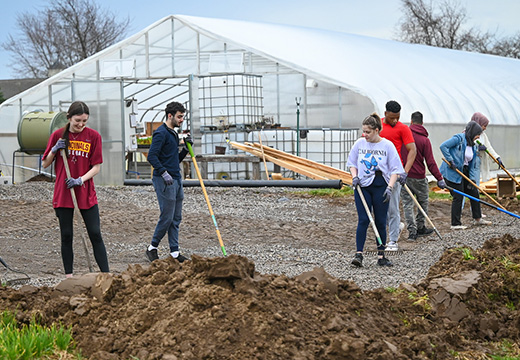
[1,182,518,290]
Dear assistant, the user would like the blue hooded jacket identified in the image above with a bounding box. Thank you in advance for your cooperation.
[439,122,482,185]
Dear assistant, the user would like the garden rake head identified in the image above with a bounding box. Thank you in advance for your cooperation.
[0,256,30,286]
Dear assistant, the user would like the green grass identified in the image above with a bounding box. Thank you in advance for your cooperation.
[0,310,81,359]
[305,186,354,197]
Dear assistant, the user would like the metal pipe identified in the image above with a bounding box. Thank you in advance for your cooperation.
[124,179,343,188]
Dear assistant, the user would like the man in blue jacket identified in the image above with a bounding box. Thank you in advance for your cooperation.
[145,101,192,262]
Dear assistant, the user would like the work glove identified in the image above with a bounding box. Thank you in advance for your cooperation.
[161,171,174,186]
[66,177,83,189]
[383,186,393,203]
[437,179,447,189]
[51,139,66,154]
[398,172,408,185]
[183,134,193,151]
[497,157,504,168]
[449,161,457,171]
[478,144,487,151]
[352,176,360,188]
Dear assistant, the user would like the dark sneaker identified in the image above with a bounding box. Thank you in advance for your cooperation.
[377,257,393,267]
[408,232,418,240]
[174,253,189,263]
[351,253,363,267]
[146,248,159,262]
[417,227,434,237]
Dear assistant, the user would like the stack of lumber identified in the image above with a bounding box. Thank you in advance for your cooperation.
[228,141,353,185]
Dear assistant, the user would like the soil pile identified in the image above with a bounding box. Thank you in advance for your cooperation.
[0,233,519,360]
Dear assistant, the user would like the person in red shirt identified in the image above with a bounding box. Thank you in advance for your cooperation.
[401,111,446,240]
[42,101,109,277]
[379,100,416,251]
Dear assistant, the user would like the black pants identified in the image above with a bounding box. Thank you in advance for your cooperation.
[55,204,109,274]
[445,170,481,226]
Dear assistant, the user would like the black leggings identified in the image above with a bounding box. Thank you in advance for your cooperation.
[55,205,109,274]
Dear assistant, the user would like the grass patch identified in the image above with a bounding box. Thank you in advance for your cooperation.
[306,186,354,197]
[0,310,81,359]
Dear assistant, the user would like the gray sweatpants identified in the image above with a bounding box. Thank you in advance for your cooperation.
[401,177,429,235]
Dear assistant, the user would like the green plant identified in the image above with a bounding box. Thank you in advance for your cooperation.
[385,286,398,293]
[500,256,520,272]
[0,310,80,359]
[454,247,475,260]
[506,301,516,311]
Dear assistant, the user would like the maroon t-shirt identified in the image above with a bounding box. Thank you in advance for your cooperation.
[43,127,103,209]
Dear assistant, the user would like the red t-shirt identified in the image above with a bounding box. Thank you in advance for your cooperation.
[380,120,415,163]
[43,127,103,209]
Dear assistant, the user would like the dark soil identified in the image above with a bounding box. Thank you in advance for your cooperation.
[0,181,519,359]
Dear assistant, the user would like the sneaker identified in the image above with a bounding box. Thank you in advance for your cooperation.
[450,225,467,230]
[417,227,434,237]
[173,253,189,263]
[377,257,394,267]
[386,242,398,251]
[351,253,363,267]
[474,219,492,226]
[408,232,418,240]
[146,248,159,262]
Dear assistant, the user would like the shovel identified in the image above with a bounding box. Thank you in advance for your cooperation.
[186,142,227,256]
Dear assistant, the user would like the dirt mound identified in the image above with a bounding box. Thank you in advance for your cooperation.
[1,235,519,360]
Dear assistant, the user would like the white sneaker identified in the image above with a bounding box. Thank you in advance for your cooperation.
[451,225,468,230]
[474,219,492,226]
[386,242,399,251]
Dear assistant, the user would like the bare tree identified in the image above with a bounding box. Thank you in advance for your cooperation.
[395,0,520,58]
[3,0,130,78]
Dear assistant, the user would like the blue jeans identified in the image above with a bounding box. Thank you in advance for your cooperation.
[354,174,389,252]
[151,176,184,252]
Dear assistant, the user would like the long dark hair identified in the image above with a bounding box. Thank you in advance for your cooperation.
[61,101,90,156]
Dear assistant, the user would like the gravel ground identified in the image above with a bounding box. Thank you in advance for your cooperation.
[1,181,519,290]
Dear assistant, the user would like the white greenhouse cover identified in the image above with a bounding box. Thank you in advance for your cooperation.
[176,15,520,126]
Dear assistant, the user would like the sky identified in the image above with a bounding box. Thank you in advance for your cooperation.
[0,0,518,79]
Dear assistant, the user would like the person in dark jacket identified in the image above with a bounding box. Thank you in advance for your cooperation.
[400,112,446,240]
[145,101,192,262]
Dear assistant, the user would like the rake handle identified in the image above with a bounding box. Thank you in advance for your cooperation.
[441,158,505,210]
[356,185,383,247]
[60,148,93,272]
[402,184,442,240]
[476,140,520,190]
[186,142,227,256]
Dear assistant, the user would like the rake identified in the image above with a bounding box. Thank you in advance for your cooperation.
[0,255,30,286]
[355,185,403,256]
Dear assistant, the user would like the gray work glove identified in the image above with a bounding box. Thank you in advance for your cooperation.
[383,186,393,203]
[437,179,447,189]
[51,139,66,154]
[161,171,174,186]
[398,172,408,185]
[478,144,487,151]
[497,157,504,168]
[66,177,83,189]
[352,176,360,188]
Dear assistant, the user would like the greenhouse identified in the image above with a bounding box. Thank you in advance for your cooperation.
[1,15,520,185]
